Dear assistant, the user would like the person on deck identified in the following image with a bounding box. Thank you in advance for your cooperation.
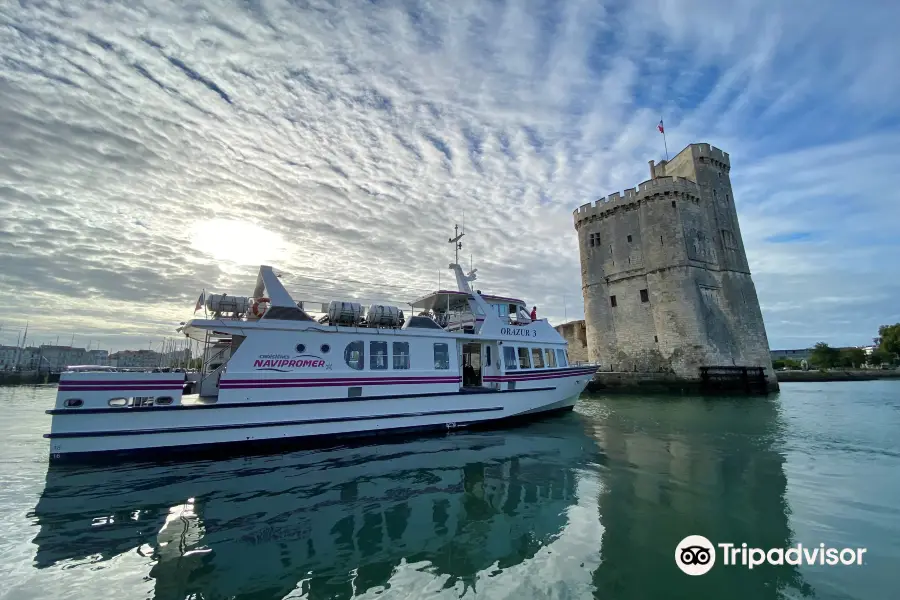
[463,357,476,386]
[530,306,537,321]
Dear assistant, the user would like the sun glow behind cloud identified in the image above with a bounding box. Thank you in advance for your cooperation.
[0,0,898,351]
[191,219,291,267]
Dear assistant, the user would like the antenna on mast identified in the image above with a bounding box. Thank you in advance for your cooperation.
[448,224,464,266]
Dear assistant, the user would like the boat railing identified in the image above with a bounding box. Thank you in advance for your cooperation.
[444,311,482,333]
[63,365,196,374]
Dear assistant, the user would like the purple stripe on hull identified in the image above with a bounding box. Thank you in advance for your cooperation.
[59,385,184,391]
[58,379,183,385]
[221,377,462,390]
[221,376,461,384]
[484,373,596,382]
[484,369,596,382]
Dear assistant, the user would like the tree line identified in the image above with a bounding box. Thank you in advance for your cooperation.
[774,323,900,370]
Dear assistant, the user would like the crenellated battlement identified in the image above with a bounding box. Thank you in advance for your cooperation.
[574,176,700,227]
[695,143,730,168]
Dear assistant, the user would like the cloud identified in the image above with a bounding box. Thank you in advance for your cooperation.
[0,0,897,351]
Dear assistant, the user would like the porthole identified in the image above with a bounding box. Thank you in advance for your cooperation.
[108,398,129,407]
[64,398,83,408]
[321,344,330,354]
[156,396,174,406]
[296,343,306,353]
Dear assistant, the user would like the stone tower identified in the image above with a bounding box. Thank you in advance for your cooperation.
[573,143,777,390]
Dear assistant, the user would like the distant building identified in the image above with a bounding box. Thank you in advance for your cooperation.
[163,349,192,367]
[770,348,812,362]
[37,346,90,372]
[553,321,589,364]
[85,349,110,366]
[771,346,878,365]
[2,344,187,371]
[1,345,107,372]
[0,345,20,370]
[18,347,39,370]
[109,349,161,369]
[204,342,231,370]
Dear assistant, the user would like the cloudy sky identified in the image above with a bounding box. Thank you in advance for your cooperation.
[0,0,898,352]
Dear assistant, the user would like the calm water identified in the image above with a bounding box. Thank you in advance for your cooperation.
[1,383,898,600]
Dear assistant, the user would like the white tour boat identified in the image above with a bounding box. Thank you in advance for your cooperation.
[46,231,598,461]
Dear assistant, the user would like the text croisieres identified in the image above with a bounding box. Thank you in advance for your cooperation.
[254,359,325,368]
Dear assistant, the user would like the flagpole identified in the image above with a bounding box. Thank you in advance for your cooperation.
[660,118,669,161]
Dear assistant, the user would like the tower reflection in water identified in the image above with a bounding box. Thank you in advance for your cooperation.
[584,395,813,599]
[31,419,602,600]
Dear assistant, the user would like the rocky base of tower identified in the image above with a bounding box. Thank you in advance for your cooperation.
[585,370,778,395]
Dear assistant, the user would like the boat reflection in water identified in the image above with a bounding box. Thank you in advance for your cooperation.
[31,417,603,599]
[31,396,816,599]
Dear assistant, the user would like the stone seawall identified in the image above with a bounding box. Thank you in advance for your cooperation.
[776,369,900,382]
[0,371,58,385]
[585,371,704,394]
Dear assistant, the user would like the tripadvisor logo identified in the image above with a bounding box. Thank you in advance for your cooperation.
[675,535,716,576]
[675,535,868,575]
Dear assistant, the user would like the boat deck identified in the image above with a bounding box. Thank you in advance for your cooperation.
[181,394,220,405]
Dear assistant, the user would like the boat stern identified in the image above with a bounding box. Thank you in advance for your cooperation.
[53,371,186,412]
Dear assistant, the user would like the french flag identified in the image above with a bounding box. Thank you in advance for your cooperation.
[657,119,664,134]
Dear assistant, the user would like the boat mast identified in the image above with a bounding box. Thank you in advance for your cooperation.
[448,224,464,266]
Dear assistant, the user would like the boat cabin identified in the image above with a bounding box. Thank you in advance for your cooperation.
[409,290,534,335]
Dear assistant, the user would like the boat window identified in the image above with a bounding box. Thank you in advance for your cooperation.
[64,398,83,408]
[485,345,492,367]
[393,342,410,369]
[531,348,545,368]
[503,346,517,370]
[434,343,450,370]
[370,341,388,370]
[344,341,364,370]
[108,397,129,407]
[556,348,568,367]
[156,396,173,406]
[545,348,557,368]
[517,347,531,369]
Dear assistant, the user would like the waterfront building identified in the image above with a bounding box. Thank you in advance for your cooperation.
[553,321,589,364]
[109,349,163,368]
[0,345,20,370]
[770,348,813,363]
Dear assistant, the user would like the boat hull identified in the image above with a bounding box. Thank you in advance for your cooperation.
[46,384,587,463]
